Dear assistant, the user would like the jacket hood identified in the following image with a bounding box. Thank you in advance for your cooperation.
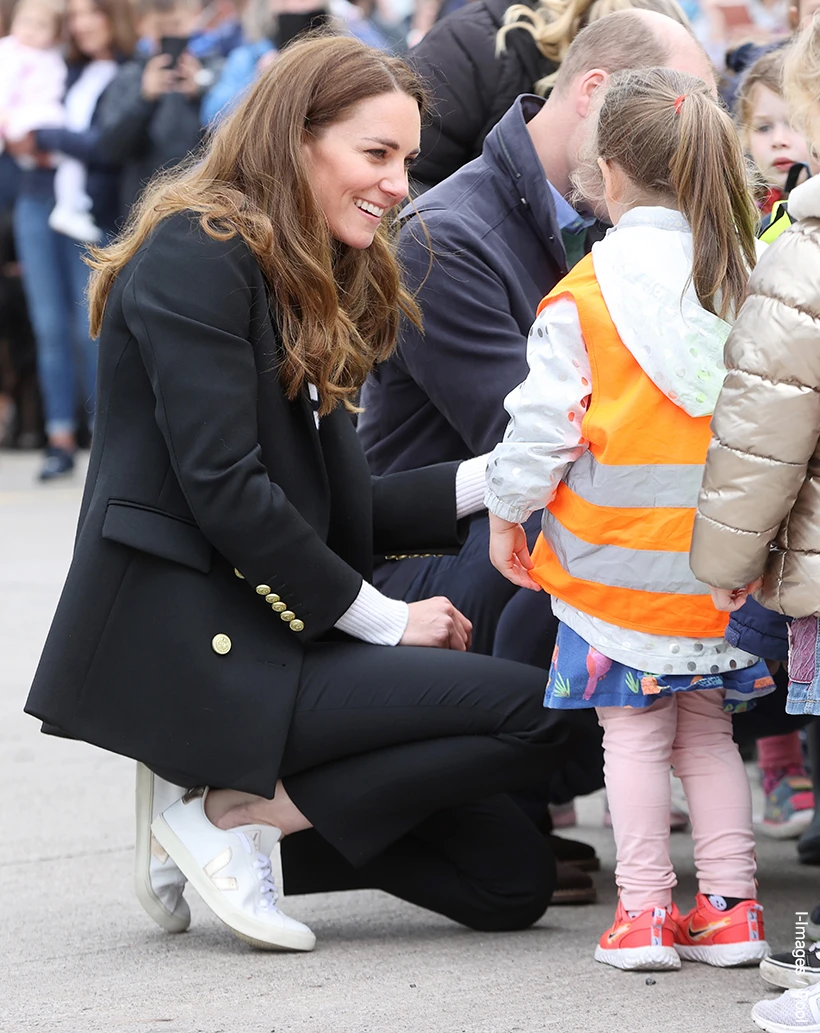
[786,173,820,222]
[591,207,731,418]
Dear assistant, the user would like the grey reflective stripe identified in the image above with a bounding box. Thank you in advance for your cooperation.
[541,511,710,596]
[563,451,705,509]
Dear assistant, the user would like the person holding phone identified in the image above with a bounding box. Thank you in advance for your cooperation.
[96,0,223,221]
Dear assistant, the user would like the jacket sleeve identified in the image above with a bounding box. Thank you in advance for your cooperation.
[484,297,590,522]
[96,63,156,163]
[395,216,534,455]
[121,220,363,640]
[691,228,820,589]
[372,460,466,554]
[201,43,261,125]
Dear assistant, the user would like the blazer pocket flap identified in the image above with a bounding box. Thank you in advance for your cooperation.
[102,500,212,573]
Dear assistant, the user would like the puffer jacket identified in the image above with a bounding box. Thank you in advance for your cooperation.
[690,174,820,618]
[409,0,556,189]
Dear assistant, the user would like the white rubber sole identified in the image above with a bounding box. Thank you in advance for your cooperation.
[752,1003,820,1033]
[151,811,316,952]
[760,958,820,990]
[134,763,190,934]
[757,812,814,840]
[594,944,681,971]
[678,940,770,967]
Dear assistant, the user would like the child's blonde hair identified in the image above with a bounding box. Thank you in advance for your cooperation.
[576,67,758,320]
[783,12,820,142]
[735,48,787,139]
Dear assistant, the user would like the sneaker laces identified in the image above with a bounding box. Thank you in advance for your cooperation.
[236,831,280,912]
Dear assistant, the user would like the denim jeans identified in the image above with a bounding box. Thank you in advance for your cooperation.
[787,616,820,716]
[13,193,96,437]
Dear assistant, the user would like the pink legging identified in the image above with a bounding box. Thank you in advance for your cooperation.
[597,689,757,912]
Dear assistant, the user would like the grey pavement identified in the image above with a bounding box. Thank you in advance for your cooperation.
[0,450,813,1033]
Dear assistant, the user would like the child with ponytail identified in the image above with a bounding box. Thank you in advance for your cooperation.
[485,66,775,973]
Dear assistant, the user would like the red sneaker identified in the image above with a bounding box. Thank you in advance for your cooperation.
[676,893,769,966]
[595,901,681,970]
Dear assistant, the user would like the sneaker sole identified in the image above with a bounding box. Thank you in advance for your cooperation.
[752,1004,820,1033]
[594,944,681,971]
[151,812,316,952]
[134,763,190,935]
[677,940,770,966]
[759,957,820,990]
[757,813,814,840]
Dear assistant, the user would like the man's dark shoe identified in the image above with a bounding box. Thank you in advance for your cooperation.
[551,862,597,905]
[548,834,600,873]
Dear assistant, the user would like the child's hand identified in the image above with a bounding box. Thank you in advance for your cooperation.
[709,578,763,612]
[488,512,542,591]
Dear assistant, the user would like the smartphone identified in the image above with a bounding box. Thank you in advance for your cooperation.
[159,35,189,68]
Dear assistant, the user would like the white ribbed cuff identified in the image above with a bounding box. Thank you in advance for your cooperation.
[455,454,489,519]
[483,488,532,525]
[334,580,410,646]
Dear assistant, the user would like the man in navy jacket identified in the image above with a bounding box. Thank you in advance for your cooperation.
[359,10,715,663]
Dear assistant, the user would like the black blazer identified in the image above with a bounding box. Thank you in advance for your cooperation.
[25,213,464,796]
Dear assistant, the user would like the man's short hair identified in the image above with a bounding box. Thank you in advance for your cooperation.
[552,10,671,94]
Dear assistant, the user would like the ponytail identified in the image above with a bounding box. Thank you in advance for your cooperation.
[670,91,758,319]
[592,68,758,320]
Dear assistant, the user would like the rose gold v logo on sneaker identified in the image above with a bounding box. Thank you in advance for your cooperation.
[204,848,238,891]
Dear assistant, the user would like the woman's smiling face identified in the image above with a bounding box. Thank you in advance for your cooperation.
[304,91,421,250]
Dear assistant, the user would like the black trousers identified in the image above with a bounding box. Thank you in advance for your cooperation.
[374,512,558,663]
[272,639,581,929]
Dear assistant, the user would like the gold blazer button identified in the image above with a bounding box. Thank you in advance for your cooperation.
[280,610,296,622]
[289,619,305,632]
[272,601,287,612]
[265,594,280,605]
[211,634,232,655]
[234,568,244,579]
[255,584,272,596]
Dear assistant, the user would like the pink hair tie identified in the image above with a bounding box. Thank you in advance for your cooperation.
[674,94,686,115]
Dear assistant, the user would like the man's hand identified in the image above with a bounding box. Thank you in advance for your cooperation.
[399,596,473,650]
[488,511,541,591]
[141,54,176,101]
[709,578,763,612]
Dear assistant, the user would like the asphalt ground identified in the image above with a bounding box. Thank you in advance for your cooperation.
[1,451,814,1033]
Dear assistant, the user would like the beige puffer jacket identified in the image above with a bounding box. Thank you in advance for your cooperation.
[690,175,820,618]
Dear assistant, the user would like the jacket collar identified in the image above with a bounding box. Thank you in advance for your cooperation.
[482,94,567,266]
[787,174,820,222]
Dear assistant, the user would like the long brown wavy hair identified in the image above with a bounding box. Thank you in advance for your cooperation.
[87,33,427,414]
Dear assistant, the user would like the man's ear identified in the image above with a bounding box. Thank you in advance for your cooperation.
[575,68,608,118]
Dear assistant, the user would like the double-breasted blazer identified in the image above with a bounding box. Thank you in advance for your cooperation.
[25,213,465,797]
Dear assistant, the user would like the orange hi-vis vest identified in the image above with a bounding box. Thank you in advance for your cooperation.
[529,254,728,639]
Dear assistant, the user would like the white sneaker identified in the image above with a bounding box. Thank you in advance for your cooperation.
[47,204,102,243]
[151,788,316,951]
[752,983,820,1032]
[134,763,190,933]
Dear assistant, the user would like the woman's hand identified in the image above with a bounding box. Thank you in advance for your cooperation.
[709,578,763,612]
[400,597,472,650]
[488,512,541,591]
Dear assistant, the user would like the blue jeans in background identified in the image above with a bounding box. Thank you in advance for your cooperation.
[13,193,96,438]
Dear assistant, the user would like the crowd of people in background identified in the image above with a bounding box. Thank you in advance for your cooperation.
[0,0,807,477]
[6,0,820,1027]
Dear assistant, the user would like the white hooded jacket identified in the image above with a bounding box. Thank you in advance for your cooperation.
[484,205,757,673]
